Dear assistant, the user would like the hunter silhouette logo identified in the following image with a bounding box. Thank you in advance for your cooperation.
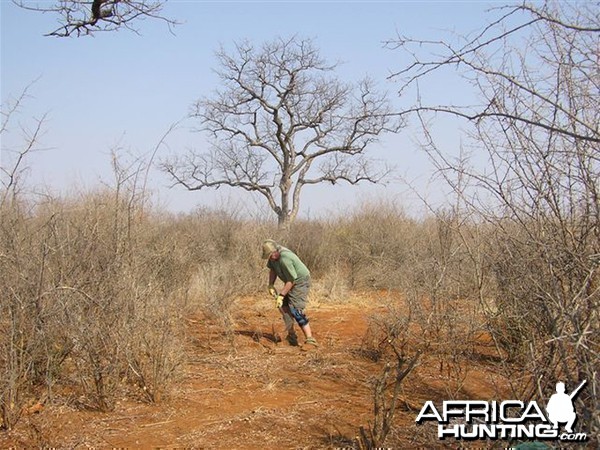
[415,380,588,442]
[546,380,586,433]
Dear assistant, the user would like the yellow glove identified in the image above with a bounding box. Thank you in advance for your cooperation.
[276,294,284,309]
[268,284,277,297]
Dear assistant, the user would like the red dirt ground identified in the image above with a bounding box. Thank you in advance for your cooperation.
[1,292,511,448]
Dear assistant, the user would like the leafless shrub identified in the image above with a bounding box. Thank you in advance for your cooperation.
[0,145,190,426]
[189,261,241,349]
[328,200,416,290]
[1,88,50,428]
[402,209,487,397]
[358,305,424,449]
[124,290,186,403]
[277,219,329,278]
[390,1,599,438]
[310,263,351,304]
[174,207,269,296]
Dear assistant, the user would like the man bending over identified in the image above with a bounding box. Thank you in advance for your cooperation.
[262,239,318,351]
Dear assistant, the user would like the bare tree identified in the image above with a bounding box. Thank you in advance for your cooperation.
[388,2,599,145]
[358,307,423,449]
[389,1,599,441]
[164,36,402,227]
[13,0,177,37]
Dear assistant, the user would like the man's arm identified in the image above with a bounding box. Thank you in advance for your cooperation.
[280,281,295,297]
[269,269,277,286]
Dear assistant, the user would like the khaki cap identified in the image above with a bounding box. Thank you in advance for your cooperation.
[262,239,278,259]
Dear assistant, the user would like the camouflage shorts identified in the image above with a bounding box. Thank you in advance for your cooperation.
[283,277,311,327]
[285,276,310,310]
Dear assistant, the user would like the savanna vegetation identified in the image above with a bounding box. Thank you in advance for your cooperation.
[2,1,598,448]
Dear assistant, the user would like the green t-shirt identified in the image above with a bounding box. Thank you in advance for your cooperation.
[267,248,310,283]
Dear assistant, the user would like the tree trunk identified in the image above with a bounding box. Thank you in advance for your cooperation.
[278,175,292,229]
[277,212,291,229]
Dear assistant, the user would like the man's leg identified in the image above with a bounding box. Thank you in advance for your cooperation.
[287,304,317,348]
[287,278,317,349]
[301,322,313,340]
[280,305,298,346]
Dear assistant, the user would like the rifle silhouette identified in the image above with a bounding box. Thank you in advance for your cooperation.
[569,380,587,400]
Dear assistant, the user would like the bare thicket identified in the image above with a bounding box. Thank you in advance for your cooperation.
[0,176,189,422]
[342,203,410,290]
[163,36,402,228]
[1,87,49,429]
[357,305,423,449]
[157,207,272,352]
[390,0,599,439]
[1,97,190,426]
[13,0,177,37]
[400,210,485,398]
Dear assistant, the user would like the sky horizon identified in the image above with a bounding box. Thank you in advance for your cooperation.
[1,1,499,219]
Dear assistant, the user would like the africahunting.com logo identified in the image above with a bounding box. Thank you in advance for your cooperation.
[415,380,588,442]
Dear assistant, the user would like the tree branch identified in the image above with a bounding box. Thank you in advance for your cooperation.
[14,0,178,37]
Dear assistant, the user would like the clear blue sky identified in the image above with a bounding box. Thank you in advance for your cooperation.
[1,1,498,218]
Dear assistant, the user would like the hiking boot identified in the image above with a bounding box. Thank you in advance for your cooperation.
[286,333,299,347]
[300,337,318,352]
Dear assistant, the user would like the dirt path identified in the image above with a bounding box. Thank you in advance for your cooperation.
[1,294,508,448]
